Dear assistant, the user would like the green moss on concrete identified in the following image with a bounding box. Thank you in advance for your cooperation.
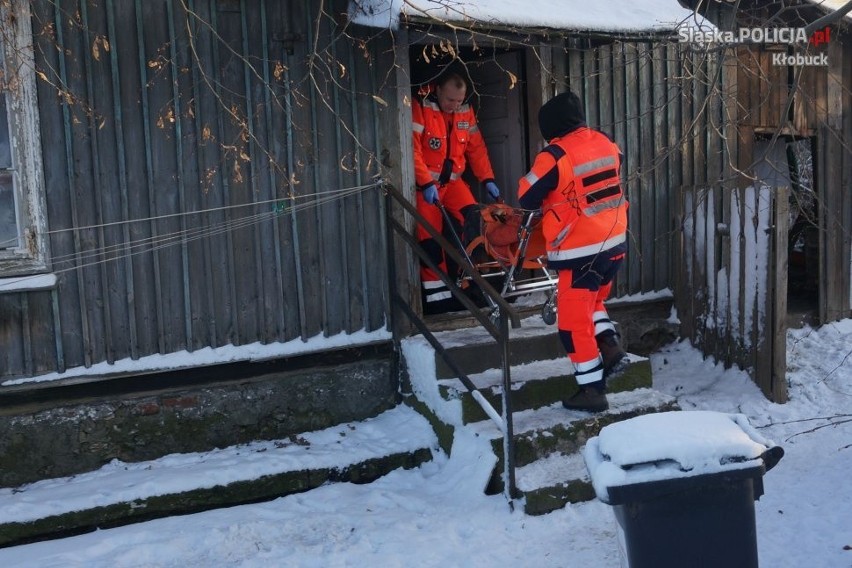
[0,357,398,488]
[0,449,433,548]
[437,358,653,426]
[453,374,574,424]
[403,396,454,456]
[608,358,653,392]
[486,400,681,495]
[522,478,597,516]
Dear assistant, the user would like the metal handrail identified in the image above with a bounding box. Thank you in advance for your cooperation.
[384,183,519,506]
[384,185,521,332]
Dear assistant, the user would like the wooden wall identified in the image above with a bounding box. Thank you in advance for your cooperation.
[675,184,789,402]
[5,2,846,385]
[1,0,392,380]
[565,39,728,298]
[670,28,850,398]
[733,36,851,323]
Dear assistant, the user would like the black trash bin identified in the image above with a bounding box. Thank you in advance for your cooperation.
[583,410,783,568]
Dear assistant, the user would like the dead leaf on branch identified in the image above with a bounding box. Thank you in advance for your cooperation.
[156,108,175,129]
[507,71,517,90]
[91,36,111,61]
[273,62,286,81]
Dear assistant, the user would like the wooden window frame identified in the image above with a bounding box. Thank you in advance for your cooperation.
[0,0,49,278]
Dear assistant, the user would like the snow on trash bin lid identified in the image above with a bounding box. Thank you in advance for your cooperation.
[583,411,775,503]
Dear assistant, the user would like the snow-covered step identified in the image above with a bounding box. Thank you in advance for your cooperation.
[467,389,679,500]
[405,315,568,380]
[410,352,652,427]
[515,451,595,515]
[447,353,651,424]
[0,405,438,547]
[402,316,652,426]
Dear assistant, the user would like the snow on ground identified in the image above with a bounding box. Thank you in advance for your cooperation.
[1,320,851,567]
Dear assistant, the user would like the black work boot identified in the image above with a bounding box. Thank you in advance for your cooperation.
[562,383,609,413]
[597,332,629,381]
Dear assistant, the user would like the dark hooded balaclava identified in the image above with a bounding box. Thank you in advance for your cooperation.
[538,90,586,141]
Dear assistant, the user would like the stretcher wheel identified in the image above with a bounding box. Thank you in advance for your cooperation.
[541,293,557,325]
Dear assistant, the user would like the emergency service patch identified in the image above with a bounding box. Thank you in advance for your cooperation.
[429,137,442,150]
[456,121,470,130]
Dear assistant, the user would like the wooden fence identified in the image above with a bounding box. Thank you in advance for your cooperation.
[675,184,789,402]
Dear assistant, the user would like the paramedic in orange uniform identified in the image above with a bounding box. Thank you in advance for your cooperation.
[517,90,630,412]
[412,63,501,314]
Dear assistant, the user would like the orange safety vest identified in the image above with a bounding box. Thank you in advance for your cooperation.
[412,93,495,189]
[518,127,628,267]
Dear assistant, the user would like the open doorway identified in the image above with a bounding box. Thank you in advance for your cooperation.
[408,45,529,203]
[407,44,533,318]
[754,135,819,328]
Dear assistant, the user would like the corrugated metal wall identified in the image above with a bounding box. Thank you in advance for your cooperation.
[1,0,390,379]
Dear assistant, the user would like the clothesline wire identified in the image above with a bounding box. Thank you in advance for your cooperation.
[0,182,378,290]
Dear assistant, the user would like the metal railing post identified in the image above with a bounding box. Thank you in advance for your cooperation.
[500,308,517,506]
[384,183,518,508]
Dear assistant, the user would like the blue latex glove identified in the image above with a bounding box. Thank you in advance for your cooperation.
[485,181,501,201]
[422,183,439,205]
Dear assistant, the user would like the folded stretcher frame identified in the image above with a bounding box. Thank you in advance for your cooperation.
[452,203,558,325]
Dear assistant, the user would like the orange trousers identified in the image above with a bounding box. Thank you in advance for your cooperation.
[556,250,625,384]
[415,179,477,283]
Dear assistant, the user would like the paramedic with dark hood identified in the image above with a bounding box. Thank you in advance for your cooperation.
[517,90,630,412]
[413,63,501,314]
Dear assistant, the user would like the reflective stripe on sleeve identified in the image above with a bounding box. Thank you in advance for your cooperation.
[523,171,540,185]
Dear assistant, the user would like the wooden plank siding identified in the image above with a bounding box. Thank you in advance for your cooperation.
[1,0,390,381]
[3,1,848,390]
[670,30,852,397]
[732,37,851,324]
[560,39,713,299]
[678,185,788,401]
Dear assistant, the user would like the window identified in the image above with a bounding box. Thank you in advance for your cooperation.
[0,90,15,249]
[0,0,49,277]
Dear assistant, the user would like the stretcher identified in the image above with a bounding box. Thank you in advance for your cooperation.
[445,202,558,325]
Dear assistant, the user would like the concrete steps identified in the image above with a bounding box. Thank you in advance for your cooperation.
[402,315,678,515]
[0,405,437,548]
[474,389,678,515]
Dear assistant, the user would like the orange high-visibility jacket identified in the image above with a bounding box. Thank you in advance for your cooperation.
[412,93,495,189]
[518,127,628,269]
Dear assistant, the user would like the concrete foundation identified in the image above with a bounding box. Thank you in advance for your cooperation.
[0,344,398,487]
